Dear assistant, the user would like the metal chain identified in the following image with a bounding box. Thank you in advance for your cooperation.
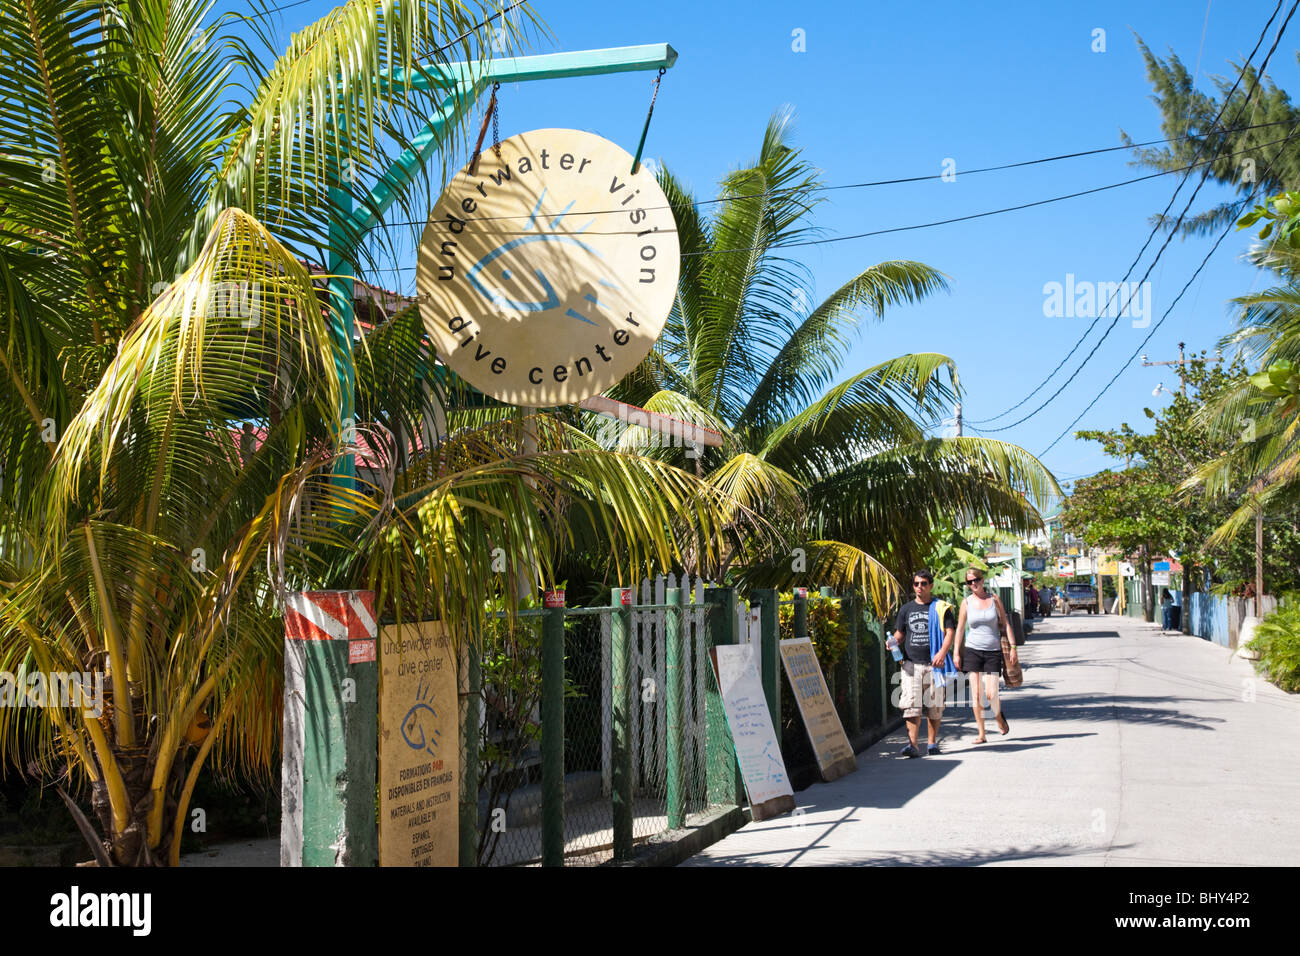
[492,82,501,159]
[631,68,667,175]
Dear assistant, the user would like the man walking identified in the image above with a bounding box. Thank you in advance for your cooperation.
[892,569,957,757]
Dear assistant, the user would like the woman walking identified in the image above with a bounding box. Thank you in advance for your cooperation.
[954,569,1016,743]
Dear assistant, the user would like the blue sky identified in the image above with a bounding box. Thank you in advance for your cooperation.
[228,0,1297,494]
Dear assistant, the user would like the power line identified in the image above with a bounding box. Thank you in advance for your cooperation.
[374,119,1297,229]
[680,138,1295,256]
[372,133,1297,272]
[247,0,320,14]
[1035,1,1300,457]
[1038,118,1300,459]
[969,0,1288,426]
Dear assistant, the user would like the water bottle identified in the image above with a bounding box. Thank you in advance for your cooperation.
[886,635,903,662]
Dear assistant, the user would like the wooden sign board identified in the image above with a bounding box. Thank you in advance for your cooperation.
[708,645,795,821]
[779,638,857,782]
[379,622,458,867]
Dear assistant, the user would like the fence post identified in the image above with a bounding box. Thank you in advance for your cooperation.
[665,587,685,829]
[844,595,861,736]
[458,638,480,867]
[877,616,890,726]
[281,591,378,867]
[752,588,780,734]
[610,588,634,860]
[793,590,808,639]
[704,587,744,806]
[541,606,566,866]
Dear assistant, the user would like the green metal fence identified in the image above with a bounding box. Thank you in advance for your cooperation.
[457,582,904,867]
[459,581,736,867]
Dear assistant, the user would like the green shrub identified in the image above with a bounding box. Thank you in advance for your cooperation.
[776,593,845,674]
[1249,594,1300,693]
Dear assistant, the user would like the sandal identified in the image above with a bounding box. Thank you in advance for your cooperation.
[996,711,1009,735]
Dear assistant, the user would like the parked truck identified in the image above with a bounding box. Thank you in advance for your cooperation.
[1064,582,1099,614]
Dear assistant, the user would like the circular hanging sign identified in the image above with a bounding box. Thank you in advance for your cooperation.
[417,128,679,406]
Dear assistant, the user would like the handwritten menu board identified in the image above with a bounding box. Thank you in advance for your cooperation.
[710,644,795,821]
[379,622,458,866]
[779,638,857,782]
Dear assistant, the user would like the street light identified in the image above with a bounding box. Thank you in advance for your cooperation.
[1152,383,1172,398]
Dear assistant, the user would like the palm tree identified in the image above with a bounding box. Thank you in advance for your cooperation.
[1181,197,1300,545]
[598,110,1059,611]
[0,0,748,866]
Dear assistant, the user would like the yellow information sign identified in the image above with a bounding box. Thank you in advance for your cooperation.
[379,622,458,867]
[779,638,856,782]
[417,128,679,406]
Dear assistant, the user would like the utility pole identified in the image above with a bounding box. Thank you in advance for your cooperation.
[1142,341,1225,397]
[1255,480,1265,618]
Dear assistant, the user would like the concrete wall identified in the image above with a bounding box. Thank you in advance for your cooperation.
[1122,582,1274,648]
[1182,591,1274,648]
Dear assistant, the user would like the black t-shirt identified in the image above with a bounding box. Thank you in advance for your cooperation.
[893,600,956,664]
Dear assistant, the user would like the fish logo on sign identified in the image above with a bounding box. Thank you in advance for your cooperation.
[465,189,616,326]
[401,679,441,756]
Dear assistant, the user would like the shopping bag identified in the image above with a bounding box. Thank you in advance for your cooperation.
[1000,634,1023,688]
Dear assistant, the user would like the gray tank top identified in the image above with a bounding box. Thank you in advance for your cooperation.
[964,595,1001,652]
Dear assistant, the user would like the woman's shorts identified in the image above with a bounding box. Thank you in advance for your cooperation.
[962,646,1002,673]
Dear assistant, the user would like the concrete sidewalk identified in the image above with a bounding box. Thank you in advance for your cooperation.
[681,611,1300,866]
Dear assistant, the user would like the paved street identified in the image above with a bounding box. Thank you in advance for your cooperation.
[682,611,1300,866]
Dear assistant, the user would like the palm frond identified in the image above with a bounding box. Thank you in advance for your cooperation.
[736,539,902,617]
[738,262,951,430]
[759,353,957,479]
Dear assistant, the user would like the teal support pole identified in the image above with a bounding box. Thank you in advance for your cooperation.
[376,43,678,95]
[752,589,780,734]
[703,588,743,806]
[541,606,566,866]
[459,639,480,867]
[664,587,685,830]
[328,110,357,488]
[610,589,634,860]
[347,88,472,241]
[819,586,838,703]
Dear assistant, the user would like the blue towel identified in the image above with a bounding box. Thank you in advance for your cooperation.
[929,599,959,689]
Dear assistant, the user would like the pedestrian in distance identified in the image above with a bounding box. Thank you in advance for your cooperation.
[954,568,1015,743]
[890,569,957,757]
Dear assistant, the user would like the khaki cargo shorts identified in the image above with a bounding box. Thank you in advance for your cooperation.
[899,660,945,719]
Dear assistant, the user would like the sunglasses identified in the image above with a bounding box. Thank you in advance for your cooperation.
[913,581,932,587]
[965,578,983,586]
